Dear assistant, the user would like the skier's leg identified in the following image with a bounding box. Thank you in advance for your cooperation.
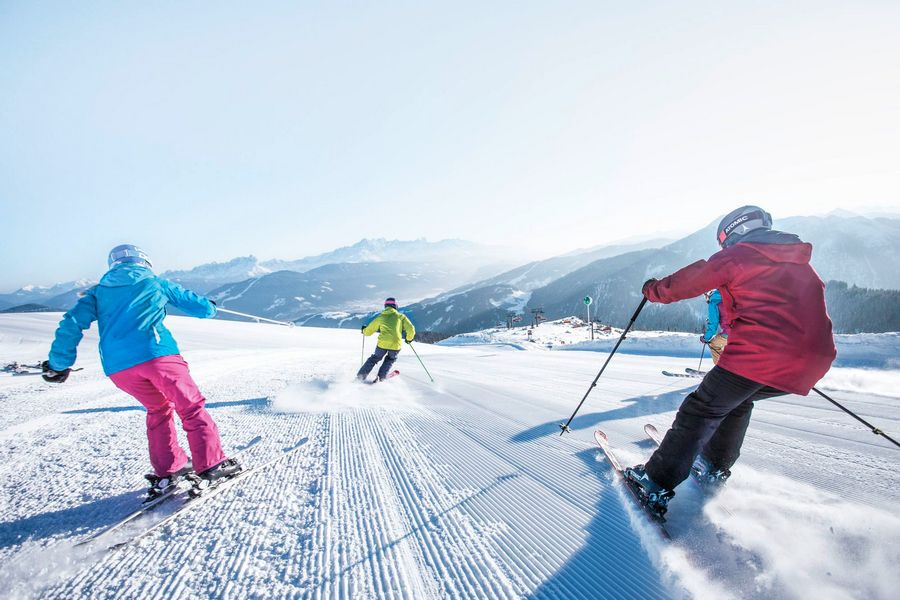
[376,349,399,380]
[644,367,766,490]
[701,385,785,470]
[109,364,189,477]
[146,355,226,474]
[357,347,387,380]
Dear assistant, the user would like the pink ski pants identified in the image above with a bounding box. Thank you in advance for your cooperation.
[109,355,226,476]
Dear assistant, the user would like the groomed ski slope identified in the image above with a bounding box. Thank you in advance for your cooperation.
[0,313,898,599]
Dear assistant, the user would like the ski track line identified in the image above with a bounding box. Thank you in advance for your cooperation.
[365,409,525,600]
[403,380,670,599]
[332,410,428,599]
[431,413,665,600]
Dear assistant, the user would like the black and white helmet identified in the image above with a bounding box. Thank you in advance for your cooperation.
[716,206,773,248]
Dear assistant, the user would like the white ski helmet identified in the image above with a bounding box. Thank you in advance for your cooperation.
[716,206,773,248]
[108,244,153,269]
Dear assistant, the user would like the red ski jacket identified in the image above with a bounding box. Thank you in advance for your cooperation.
[644,232,836,395]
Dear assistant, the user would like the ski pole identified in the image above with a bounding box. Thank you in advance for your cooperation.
[559,296,648,435]
[215,307,295,327]
[698,342,706,372]
[361,334,366,365]
[812,387,900,449]
[407,341,435,383]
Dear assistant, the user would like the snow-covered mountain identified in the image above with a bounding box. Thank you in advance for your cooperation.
[0,279,95,311]
[161,239,521,294]
[264,238,518,275]
[526,214,900,333]
[161,256,272,294]
[353,213,900,337]
[296,240,673,333]
[208,261,479,322]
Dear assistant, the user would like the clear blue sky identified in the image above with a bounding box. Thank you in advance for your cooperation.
[1,1,898,290]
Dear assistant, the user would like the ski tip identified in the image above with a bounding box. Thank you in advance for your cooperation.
[594,430,608,443]
[643,423,658,435]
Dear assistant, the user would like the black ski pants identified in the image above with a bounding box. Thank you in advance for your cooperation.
[645,366,786,491]
[357,347,399,380]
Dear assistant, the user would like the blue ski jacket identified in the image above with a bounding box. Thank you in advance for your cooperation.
[49,264,216,376]
[703,289,724,341]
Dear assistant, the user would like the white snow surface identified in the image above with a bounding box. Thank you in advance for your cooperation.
[1,313,898,599]
[441,318,900,372]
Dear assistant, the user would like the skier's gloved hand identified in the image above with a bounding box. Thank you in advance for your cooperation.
[41,360,71,384]
[699,336,710,344]
[360,325,366,333]
[641,278,658,297]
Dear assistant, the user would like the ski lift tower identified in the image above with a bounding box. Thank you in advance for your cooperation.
[530,308,545,327]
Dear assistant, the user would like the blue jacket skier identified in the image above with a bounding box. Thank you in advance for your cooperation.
[43,244,241,493]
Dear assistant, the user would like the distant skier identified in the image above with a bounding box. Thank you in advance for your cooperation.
[702,289,728,364]
[626,206,836,517]
[357,298,416,382]
[42,245,241,496]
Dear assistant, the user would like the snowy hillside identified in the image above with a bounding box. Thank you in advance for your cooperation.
[1,313,898,599]
[441,317,900,370]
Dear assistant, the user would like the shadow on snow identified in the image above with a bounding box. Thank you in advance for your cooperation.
[510,388,690,443]
[0,490,143,549]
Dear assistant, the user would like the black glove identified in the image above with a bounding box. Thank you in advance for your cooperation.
[699,336,710,344]
[405,338,412,344]
[641,278,658,296]
[360,325,366,333]
[210,299,217,306]
[41,360,71,384]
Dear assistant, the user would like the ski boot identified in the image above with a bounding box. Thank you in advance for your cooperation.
[188,458,243,497]
[690,455,731,487]
[143,462,193,504]
[623,464,675,520]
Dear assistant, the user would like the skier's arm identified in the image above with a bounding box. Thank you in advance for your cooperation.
[645,254,734,304]
[362,316,381,336]
[160,279,217,318]
[48,291,98,371]
[402,315,416,342]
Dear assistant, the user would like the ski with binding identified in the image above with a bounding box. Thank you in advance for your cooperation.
[643,423,733,515]
[365,369,400,384]
[594,430,671,539]
[74,436,264,547]
[108,436,309,550]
